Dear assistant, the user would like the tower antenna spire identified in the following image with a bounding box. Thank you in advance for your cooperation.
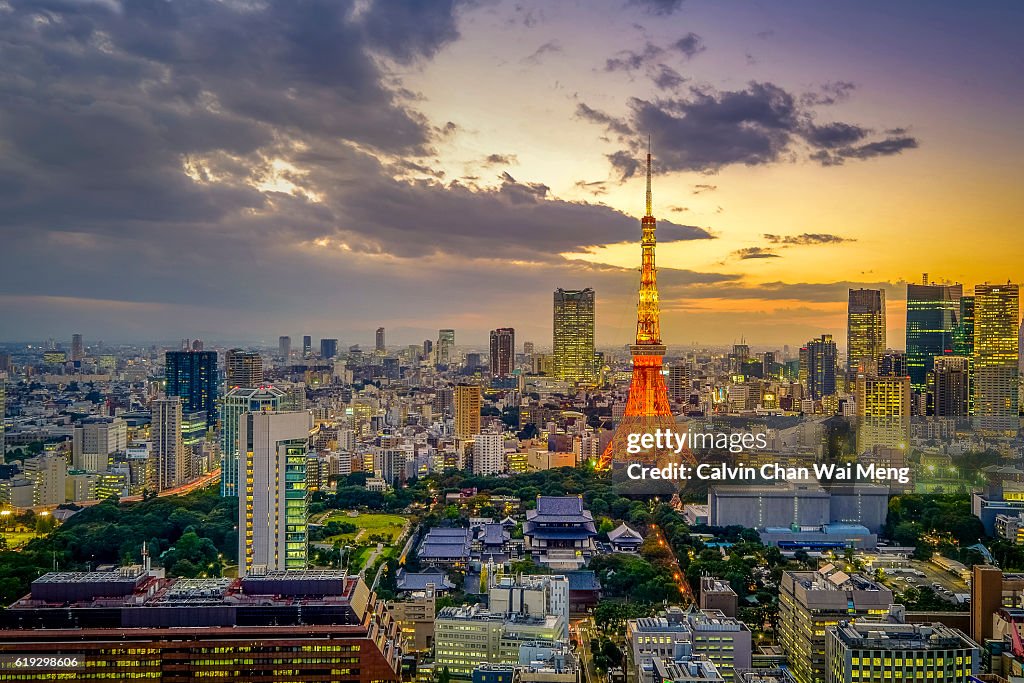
[645,136,653,217]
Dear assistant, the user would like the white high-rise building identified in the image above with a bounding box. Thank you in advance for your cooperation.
[152,397,185,492]
[72,417,127,472]
[239,410,311,577]
[473,431,505,476]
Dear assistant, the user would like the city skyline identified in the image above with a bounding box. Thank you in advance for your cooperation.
[1,1,1023,347]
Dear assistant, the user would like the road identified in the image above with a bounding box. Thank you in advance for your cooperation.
[572,617,598,683]
[648,523,695,605]
[64,468,222,509]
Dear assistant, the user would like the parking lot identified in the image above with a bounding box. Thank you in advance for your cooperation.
[853,554,971,604]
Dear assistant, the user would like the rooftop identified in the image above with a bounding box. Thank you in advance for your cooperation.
[832,620,977,651]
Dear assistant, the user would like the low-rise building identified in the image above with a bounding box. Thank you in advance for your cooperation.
[826,620,979,683]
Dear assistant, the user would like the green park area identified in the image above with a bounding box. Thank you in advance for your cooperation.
[1,528,40,551]
[309,511,408,571]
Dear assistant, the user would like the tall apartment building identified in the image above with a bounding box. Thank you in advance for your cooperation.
[72,416,127,472]
[552,288,596,384]
[224,348,263,388]
[302,335,312,357]
[376,327,386,352]
[827,620,979,683]
[800,335,837,401]
[932,355,970,417]
[473,431,505,476]
[152,397,185,492]
[668,362,691,402]
[277,335,291,360]
[973,283,1019,434]
[847,288,886,377]
[854,374,910,452]
[778,568,894,683]
[238,410,311,577]
[489,328,515,378]
[165,350,218,429]
[454,384,482,440]
[220,385,285,497]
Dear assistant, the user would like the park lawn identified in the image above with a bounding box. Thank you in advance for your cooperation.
[1,530,38,550]
[323,512,407,545]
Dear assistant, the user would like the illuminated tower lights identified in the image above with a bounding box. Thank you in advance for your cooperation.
[599,143,692,469]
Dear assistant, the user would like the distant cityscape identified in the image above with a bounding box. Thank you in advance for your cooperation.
[0,194,1022,682]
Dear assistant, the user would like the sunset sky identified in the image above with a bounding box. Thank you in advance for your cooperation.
[1,0,1022,349]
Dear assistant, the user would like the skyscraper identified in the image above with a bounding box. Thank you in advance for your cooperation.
[489,327,515,378]
[302,335,312,358]
[846,288,886,377]
[220,386,286,497]
[801,335,838,400]
[973,283,1019,434]
[423,339,433,359]
[552,288,596,383]
[375,327,386,352]
[523,341,535,356]
[320,338,338,359]
[165,350,218,429]
[437,329,455,366]
[238,410,311,576]
[152,397,185,492]
[599,146,684,470]
[932,356,970,417]
[70,333,84,362]
[905,279,962,394]
[855,374,910,452]
[454,384,481,440]
[278,335,291,361]
[225,348,263,388]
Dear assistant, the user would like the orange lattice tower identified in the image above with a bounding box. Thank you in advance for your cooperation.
[598,143,693,470]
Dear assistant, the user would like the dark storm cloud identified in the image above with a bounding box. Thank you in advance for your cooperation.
[0,0,730,341]
[332,168,714,261]
[733,247,780,260]
[585,81,919,176]
[0,0,466,236]
[764,233,854,246]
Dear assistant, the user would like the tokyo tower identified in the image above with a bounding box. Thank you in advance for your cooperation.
[598,144,693,470]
